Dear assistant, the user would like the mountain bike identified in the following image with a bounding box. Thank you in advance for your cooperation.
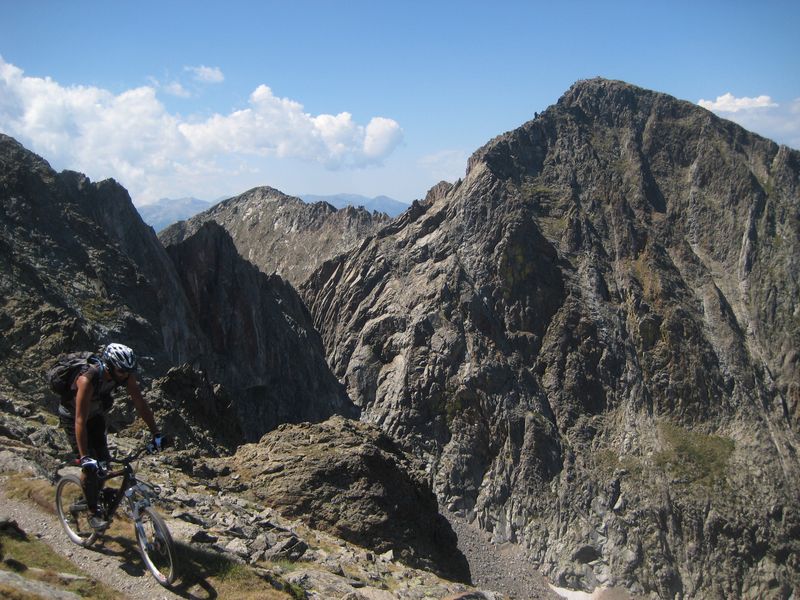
[54,444,177,587]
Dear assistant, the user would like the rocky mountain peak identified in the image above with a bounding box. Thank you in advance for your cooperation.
[160,185,391,287]
[1,133,53,179]
[557,77,664,115]
[302,80,800,597]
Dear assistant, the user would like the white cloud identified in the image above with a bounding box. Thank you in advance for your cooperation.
[698,92,777,113]
[186,65,225,84]
[364,117,403,159]
[697,92,800,150]
[0,57,404,203]
[179,84,403,168]
[164,81,191,98]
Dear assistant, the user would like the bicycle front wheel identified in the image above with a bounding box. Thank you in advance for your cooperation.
[55,475,98,547]
[135,506,177,586]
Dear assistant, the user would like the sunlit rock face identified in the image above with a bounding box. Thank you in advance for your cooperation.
[159,185,391,288]
[301,79,800,598]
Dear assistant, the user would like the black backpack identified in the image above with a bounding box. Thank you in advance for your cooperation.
[47,352,100,396]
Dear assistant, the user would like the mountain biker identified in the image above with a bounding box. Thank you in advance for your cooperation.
[58,343,167,530]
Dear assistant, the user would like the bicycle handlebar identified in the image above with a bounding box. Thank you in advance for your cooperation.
[52,443,164,483]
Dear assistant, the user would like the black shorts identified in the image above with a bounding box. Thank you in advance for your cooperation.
[59,411,112,463]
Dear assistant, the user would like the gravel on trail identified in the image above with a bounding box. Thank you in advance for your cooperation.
[0,482,184,600]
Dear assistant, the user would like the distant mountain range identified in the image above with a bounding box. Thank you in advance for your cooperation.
[136,197,213,232]
[137,193,408,232]
[299,193,409,217]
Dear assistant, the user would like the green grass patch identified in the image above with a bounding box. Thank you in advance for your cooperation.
[1,531,77,575]
[79,296,118,324]
[267,558,302,574]
[654,423,735,488]
[43,414,60,427]
[0,582,43,600]
[4,475,56,514]
[592,449,644,479]
[521,184,558,197]
[0,530,122,599]
[176,542,299,599]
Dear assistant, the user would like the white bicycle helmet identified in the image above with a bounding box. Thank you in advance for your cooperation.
[102,343,137,372]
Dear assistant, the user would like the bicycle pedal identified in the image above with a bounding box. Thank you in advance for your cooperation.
[89,514,110,531]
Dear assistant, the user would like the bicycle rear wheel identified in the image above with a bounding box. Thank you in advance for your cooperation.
[135,506,177,586]
[55,475,98,547]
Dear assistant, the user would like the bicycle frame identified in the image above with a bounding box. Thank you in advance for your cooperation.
[55,444,178,586]
[97,449,160,523]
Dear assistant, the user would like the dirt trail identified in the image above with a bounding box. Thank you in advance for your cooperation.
[0,481,186,600]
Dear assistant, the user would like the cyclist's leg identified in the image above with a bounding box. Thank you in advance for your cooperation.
[88,414,112,464]
[83,414,111,515]
[88,415,113,504]
[60,409,104,514]
[59,407,110,530]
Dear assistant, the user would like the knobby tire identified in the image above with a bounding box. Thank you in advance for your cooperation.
[55,474,98,547]
[136,505,177,586]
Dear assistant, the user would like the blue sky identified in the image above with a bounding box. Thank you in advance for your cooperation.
[1,1,798,206]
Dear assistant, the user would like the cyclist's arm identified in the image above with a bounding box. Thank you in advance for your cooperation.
[126,374,158,434]
[74,374,94,458]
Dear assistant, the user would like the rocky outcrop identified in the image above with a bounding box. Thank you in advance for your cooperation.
[146,365,244,455]
[163,221,358,440]
[159,186,391,287]
[0,431,511,600]
[302,79,800,598]
[215,416,471,583]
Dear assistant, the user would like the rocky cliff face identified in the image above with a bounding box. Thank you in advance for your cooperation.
[163,221,357,440]
[302,79,800,598]
[159,186,391,287]
[0,134,355,443]
[0,134,172,398]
